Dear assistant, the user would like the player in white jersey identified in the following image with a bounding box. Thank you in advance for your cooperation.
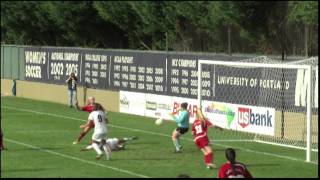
[82,103,111,160]
[81,136,138,152]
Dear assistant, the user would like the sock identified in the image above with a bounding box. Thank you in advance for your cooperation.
[177,138,182,148]
[173,139,181,151]
[205,152,213,165]
[77,132,86,142]
[102,144,111,160]
[85,145,93,150]
[123,137,132,141]
[92,143,103,155]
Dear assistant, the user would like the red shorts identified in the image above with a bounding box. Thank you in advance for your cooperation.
[194,136,209,149]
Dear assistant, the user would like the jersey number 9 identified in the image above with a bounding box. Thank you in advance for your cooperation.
[98,115,103,123]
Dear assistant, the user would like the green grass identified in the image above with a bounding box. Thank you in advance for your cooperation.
[1,97,318,178]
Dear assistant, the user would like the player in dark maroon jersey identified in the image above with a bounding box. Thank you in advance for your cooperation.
[191,109,222,169]
[218,148,252,178]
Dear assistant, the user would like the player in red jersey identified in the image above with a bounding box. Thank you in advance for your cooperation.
[218,148,252,178]
[73,97,96,144]
[192,109,222,169]
[76,96,95,113]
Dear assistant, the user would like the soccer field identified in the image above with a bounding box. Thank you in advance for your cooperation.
[1,97,318,178]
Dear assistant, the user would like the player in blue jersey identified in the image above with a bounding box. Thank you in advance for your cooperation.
[169,102,190,153]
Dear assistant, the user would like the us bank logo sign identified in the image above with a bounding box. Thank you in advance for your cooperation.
[236,106,275,136]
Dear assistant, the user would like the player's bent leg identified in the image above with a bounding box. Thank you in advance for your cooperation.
[74,126,92,144]
[92,140,104,160]
[80,144,93,151]
[202,146,215,169]
[172,129,182,153]
[122,136,138,142]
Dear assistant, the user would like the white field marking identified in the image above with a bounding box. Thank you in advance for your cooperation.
[4,138,150,178]
[254,139,319,152]
[2,106,318,165]
[14,130,80,133]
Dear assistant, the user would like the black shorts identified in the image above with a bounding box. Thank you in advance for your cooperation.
[176,127,189,135]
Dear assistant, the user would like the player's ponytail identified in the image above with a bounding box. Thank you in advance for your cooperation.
[93,103,105,112]
[225,148,237,176]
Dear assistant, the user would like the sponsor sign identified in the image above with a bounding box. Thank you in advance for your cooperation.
[145,94,172,119]
[171,97,199,123]
[203,101,275,136]
[119,91,145,116]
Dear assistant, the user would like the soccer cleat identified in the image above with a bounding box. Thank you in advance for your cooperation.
[96,154,104,160]
[72,141,78,145]
[174,150,182,153]
[132,136,138,140]
[80,148,89,152]
[206,163,217,169]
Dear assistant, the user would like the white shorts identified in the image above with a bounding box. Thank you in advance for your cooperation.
[92,133,107,142]
[106,138,119,150]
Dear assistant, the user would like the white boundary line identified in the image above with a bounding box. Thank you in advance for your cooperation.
[4,138,149,178]
[254,139,318,152]
[2,106,318,165]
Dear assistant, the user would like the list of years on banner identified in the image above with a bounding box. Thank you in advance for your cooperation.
[112,56,165,93]
[49,52,80,81]
[170,58,211,98]
[83,53,109,86]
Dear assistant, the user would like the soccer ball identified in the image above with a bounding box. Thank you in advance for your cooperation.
[155,118,163,126]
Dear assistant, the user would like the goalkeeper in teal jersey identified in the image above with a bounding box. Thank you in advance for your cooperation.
[169,102,190,153]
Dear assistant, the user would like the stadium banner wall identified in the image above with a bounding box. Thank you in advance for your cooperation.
[21,46,318,111]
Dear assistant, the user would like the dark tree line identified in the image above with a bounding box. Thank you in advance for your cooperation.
[1,1,318,56]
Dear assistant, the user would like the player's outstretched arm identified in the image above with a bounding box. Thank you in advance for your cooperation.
[73,121,93,144]
[75,102,81,111]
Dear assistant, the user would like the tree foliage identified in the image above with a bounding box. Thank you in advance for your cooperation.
[1,1,318,55]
